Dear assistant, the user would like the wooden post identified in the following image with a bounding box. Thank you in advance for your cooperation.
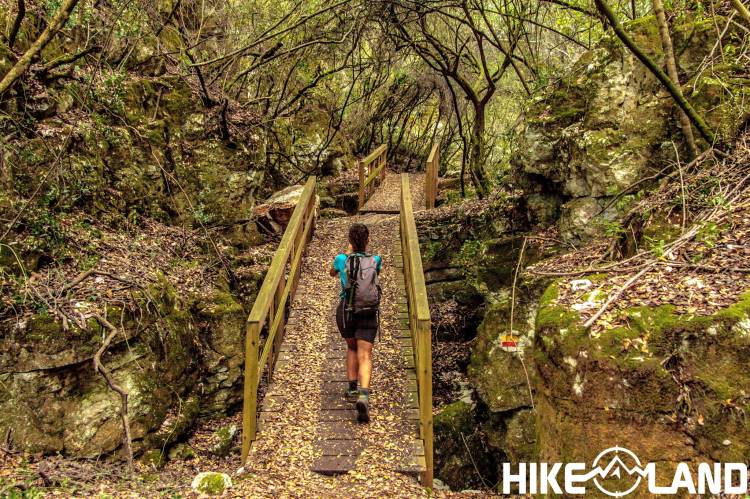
[425,143,439,210]
[241,321,260,465]
[358,159,365,209]
[418,319,433,488]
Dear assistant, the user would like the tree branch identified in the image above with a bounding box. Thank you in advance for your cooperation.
[0,0,81,97]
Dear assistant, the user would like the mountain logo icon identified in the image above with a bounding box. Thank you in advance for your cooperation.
[589,446,646,497]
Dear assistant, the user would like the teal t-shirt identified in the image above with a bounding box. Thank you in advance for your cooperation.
[333,253,382,298]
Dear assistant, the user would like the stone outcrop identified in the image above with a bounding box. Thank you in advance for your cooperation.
[513,15,750,241]
[0,278,255,458]
[533,285,750,468]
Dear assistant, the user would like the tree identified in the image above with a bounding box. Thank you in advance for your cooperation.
[380,0,526,197]
[652,0,698,158]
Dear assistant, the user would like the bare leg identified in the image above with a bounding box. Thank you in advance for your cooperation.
[356,339,373,389]
[345,338,358,382]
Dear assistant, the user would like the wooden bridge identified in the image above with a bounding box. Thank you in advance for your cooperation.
[239,145,440,489]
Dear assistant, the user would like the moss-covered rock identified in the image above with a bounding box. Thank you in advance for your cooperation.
[513,15,750,241]
[191,472,232,496]
[533,284,750,466]
[209,423,238,457]
[168,443,196,461]
[0,266,251,458]
[433,401,496,490]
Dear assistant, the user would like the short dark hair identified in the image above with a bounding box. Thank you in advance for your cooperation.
[349,223,369,252]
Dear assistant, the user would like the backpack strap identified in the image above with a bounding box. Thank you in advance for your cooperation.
[346,254,361,306]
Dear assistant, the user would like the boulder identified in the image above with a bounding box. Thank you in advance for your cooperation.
[254,184,318,236]
[191,472,232,496]
[209,423,238,457]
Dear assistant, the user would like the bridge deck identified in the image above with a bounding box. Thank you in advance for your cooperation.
[244,206,426,489]
[360,171,426,213]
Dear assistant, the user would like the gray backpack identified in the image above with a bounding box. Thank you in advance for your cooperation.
[344,254,381,315]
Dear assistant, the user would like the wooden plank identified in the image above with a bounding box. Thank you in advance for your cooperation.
[358,209,399,215]
[311,455,357,475]
[319,409,358,422]
[317,421,361,440]
[394,329,411,339]
[316,439,363,456]
[402,354,415,369]
[407,377,418,392]
[411,439,426,456]
[321,381,347,394]
[397,337,413,348]
[361,144,387,166]
[321,370,350,382]
[395,454,427,475]
[320,394,354,410]
[406,391,418,408]
[405,408,420,421]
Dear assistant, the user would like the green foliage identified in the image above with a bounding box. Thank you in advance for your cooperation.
[601,220,625,239]
[644,235,668,260]
[696,221,722,248]
[455,239,486,267]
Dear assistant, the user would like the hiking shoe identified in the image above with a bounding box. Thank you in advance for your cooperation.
[345,388,359,403]
[356,394,370,423]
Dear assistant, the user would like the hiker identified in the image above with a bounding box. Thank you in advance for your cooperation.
[330,223,382,423]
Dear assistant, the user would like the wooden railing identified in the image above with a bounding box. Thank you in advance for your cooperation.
[425,143,439,210]
[358,144,387,209]
[399,173,433,488]
[241,176,317,464]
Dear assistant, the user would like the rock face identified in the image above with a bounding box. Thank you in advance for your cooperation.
[6,76,265,236]
[416,200,555,490]
[513,15,750,241]
[0,282,251,458]
[533,286,750,468]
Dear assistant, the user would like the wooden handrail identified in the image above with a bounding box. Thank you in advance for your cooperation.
[425,143,439,210]
[399,174,433,488]
[358,144,387,209]
[241,176,318,464]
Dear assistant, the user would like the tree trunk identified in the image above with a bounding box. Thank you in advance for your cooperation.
[594,0,716,145]
[8,0,26,49]
[652,0,698,159]
[468,103,489,198]
[0,0,81,97]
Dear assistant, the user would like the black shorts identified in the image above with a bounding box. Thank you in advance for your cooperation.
[336,299,378,344]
